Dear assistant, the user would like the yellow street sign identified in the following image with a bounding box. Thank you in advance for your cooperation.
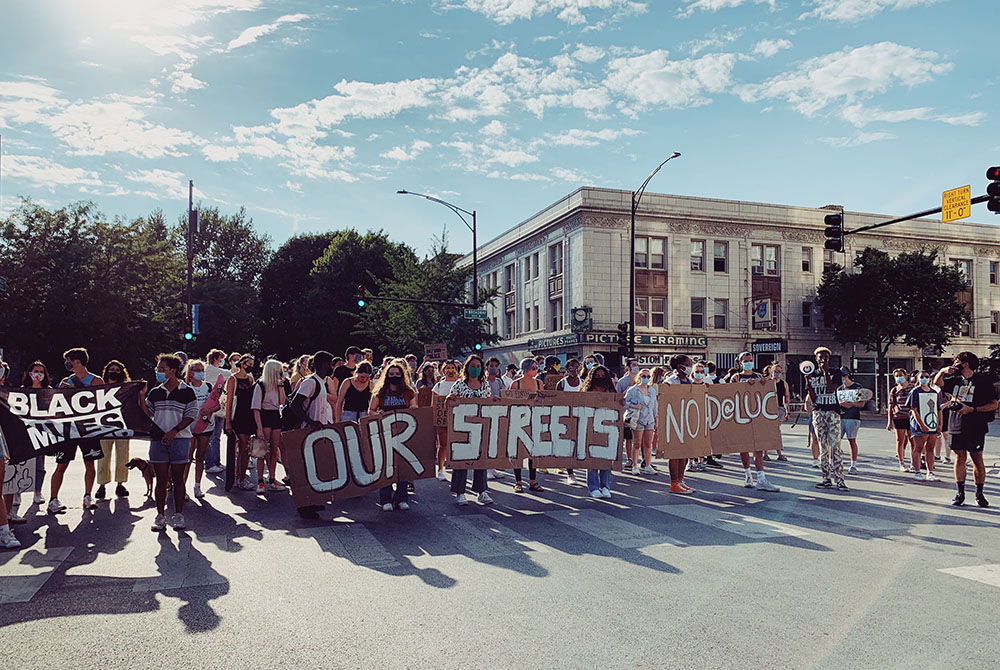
[942,184,971,223]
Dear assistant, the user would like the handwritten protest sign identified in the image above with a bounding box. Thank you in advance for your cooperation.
[446,390,622,470]
[433,394,449,427]
[417,387,433,408]
[281,407,436,507]
[500,389,538,400]
[543,374,564,391]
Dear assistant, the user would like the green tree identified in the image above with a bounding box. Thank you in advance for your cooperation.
[816,247,968,407]
[353,231,500,358]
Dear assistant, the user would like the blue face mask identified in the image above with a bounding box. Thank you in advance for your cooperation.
[895,376,906,384]
[641,377,652,385]
[155,371,167,384]
[742,362,754,371]
[193,371,205,381]
[585,362,594,370]
[919,377,930,386]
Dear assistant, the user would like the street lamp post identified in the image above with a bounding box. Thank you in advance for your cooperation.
[397,190,478,306]
[629,152,681,357]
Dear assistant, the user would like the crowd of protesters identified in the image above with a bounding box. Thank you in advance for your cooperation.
[0,344,996,548]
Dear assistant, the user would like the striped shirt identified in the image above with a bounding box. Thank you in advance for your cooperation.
[146,381,199,439]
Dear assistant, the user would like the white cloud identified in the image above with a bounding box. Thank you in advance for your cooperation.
[169,68,207,93]
[801,0,945,23]
[48,101,202,158]
[751,38,792,59]
[551,166,587,182]
[226,13,310,51]
[936,111,986,126]
[545,127,641,147]
[485,149,539,167]
[605,50,737,109]
[381,139,432,161]
[678,0,774,18]
[104,0,263,31]
[819,131,896,147]
[737,42,952,116]
[443,0,647,25]
[479,120,507,136]
[285,181,303,194]
[572,44,606,63]
[125,168,189,197]
[685,27,744,56]
[4,154,103,190]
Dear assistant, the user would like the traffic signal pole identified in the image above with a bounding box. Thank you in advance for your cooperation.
[187,180,193,335]
[843,195,989,238]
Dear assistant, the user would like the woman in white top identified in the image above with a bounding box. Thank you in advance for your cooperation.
[431,360,460,480]
[555,358,582,486]
[624,368,658,476]
[252,359,287,494]
[184,359,214,499]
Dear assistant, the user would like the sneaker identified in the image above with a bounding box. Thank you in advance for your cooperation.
[193,484,205,498]
[669,482,694,495]
[944,457,952,464]
[952,492,965,506]
[115,483,129,497]
[478,492,494,505]
[914,472,925,482]
[397,501,411,511]
[33,493,45,505]
[705,456,723,469]
[630,464,642,476]
[151,513,167,531]
[47,499,66,514]
[266,480,286,492]
[455,494,469,506]
[641,465,657,475]
[590,489,604,498]
[95,485,106,501]
[848,464,858,475]
[679,481,695,494]
[815,480,833,488]
[256,481,266,493]
[7,512,26,524]
[381,503,394,512]
[776,454,788,462]
[0,529,22,549]
[491,469,506,479]
[622,458,633,469]
[744,473,756,488]
[486,470,498,480]
[976,494,990,508]
[836,481,850,491]
[169,513,186,530]
[238,477,255,491]
[436,469,447,481]
[763,454,772,461]
[757,478,780,492]
[812,460,820,469]
[600,487,611,499]
[537,468,549,474]
[566,474,579,486]
[899,463,911,473]
[83,494,95,509]
[206,464,225,474]
[924,472,939,482]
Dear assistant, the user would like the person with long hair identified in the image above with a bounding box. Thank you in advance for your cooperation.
[252,359,287,493]
[662,355,695,494]
[415,362,438,391]
[225,354,257,491]
[290,354,311,392]
[510,357,544,493]
[625,368,659,477]
[182,359,214,498]
[431,360,461,480]
[447,354,494,506]
[20,361,51,507]
[95,360,132,501]
[203,349,230,476]
[368,358,417,511]
[906,370,942,482]
[582,364,616,498]
[335,362,373,422]
[888,367,914,472]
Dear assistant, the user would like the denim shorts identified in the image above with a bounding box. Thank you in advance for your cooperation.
[342,410,368,423]
[149,437,191,465]
[840,419,861,439]
[635,420,655,432]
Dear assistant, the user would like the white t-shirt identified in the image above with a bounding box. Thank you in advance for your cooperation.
[295,374,332,426]
[204,364,231,417]
[557,377,583,392]
[432,379,457,396]
[190,380,216,431]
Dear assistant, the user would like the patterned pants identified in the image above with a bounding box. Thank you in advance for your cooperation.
[813,410,844,483]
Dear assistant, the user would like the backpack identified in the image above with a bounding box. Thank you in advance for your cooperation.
[280,376,323,431]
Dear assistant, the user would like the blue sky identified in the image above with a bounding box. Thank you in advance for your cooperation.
[0,0,995,256]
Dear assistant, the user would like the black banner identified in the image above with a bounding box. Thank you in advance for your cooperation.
[0,382,152,464]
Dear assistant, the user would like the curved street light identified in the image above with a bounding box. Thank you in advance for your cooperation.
[629,152,681,357]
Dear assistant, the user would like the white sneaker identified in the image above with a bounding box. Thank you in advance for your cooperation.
[757,477,780,492]
[478,491,494,505]
[151,513,166,531]
[436,469,447,481]
[565,474,579,486]
[193,484,205,498]
[7,512,25,524]
[641,465,657,475]
[238,477,255,491]
[590,489,604,498]
[600,487,611,499]
[33,493,45,505]
[630,464,642,475]
[899,463,910,472]
[169,513,186,530]
[397,501,410,511]
[266,480,286,491]
[206,465,225,474]
[82,494,95,509]
[491,469,506,479]
[812,459,820,468]
[0,529,21,549]
[924,472,940,482]
[914,472,925,481]
[381,503,394,512]
[455,494,469,506]
[848,464,858,475]
[744,473,756,488]
[47,498,66,514]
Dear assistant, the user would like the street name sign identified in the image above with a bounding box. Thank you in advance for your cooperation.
[463,308,488,320]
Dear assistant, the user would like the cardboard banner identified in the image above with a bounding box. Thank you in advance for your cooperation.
[417,387,433,408]
[446,390,622,470]
[433,394,449,427]
[281,407,437,507]
[424,343,448,362]
[655,381,782,458]
[542,374,564,390]
[2,458,36,495]
[0,382,152,464]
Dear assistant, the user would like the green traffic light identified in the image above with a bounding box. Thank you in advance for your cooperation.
[357,299,366,308]
[184,332,193,341]
[474,343,483,351]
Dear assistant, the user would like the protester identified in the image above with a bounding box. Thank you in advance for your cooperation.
[180,359,214,498]
[49,348,105,513]
[0,456,20,548]
[228,352,242,371]
[93,360,132,501]
[368,358,416,511]
[732,352,780,492]
[203,349,230,475]
[768,362,789,461]
[431,360,460,481]
[287,351,334,519]
[888,368,914,472]
[837,367,864,473]
[554,358,583,486]
[482,358,507,480]
[581,355,597,380]
[933,352,998,507]
[624,368,658,477]
[141,353,199,531]
[582,364,616,498]
[252,359,287,493]
[662,356,695,494]
[362,348,374,364]
[617,358,638,470]
[335,362,373,422]
[906,371,942,482]
[686,361,710,473]
[503,364,517,385]
[225,354,256,491]
[415,363,437,391]
[510,357,544,493]
[446,354,495,506]
[20,361,51,506]
[405,354,418,377]
[805,348,847,491]
[289,354,311,392]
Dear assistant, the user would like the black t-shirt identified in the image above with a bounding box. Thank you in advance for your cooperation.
[806,368,843,412]
[333,365,354,387]
[775,379,787,407]
[942,373,997,435]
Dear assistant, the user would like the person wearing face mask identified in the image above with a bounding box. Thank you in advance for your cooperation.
[624,367,660,477]
[805,348,847,491]
[19,361,52,508]
[446,355,495,506]
[139,353,200,531]
[704,361,718,385]
[336,362,373,423]
[95,360,133,501]
[836,367,865,474]
[732,352,780,492]
[225,354,257,491]
[415,362,438,392]
[482,358,508,480]
[768,363,789,462]
[933,352,998,507]
[510,358,545,493]
[581,365,617,498]
[904,370,942,483]
[285,351,334,519]
[582,355,598,380]
[662,356,696,493]
[203,349,231,476]
[887,367,915,472]
[369,359,417,511]
[685,362,711,473]
[251,359,288,494]
[555,359,583,486]
[432,361,461,481]
[616,358,639,470]
[181,359,216,498]
[334,346,363,389]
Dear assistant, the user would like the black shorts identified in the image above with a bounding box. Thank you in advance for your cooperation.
[624,425,633,441]
[54,439,104,464]
[260,409,282,430]
[892,416,910,431]
[949,431,986,453]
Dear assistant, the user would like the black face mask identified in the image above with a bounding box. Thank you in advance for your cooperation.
[387,375,402,383]
[106,371,124,382]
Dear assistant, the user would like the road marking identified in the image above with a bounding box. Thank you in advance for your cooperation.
[443,515,550,558]
[0,546,74,604]
[764,500,909,533]
[547,509,687,549]
[296,525,399,569]
[937,564,1000,589]
[133,535,230,592]
[651,504,810,539]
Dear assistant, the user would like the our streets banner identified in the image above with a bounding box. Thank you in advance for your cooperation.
[0,382,152,464]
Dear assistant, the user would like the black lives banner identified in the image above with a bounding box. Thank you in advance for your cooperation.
[0,383,151,464]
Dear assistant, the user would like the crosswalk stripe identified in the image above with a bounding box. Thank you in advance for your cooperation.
[650,504,810,539]
[937,564,1000,589]
[442,514,550,558]
[762,500,909,533]
[0,547,73,605]
[296,525,400,569]
[547,509,688,549]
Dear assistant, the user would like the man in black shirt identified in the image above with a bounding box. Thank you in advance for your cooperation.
[805,347,847,491]
[932,351,998,507]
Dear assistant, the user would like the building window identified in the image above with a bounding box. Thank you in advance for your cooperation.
[691,298,705,329]
[691,240,705,272]
[522,258,530,284]
[505,313,514,339]
[532,253,539,279]
[524,307,530,333]
[634,237,647,268]
[634,297,647,328]
[550,298,563,331]
[504,264,515,293]
[650,297,666,328]
[532,305,539,331]
[802,247,812,273]
[713,242,728,273]
[549,243,563,277]
[802,301,812,328]
[823,249,835,273]
[771,301,781,330]
[751,244,780,275]
[990,261,998,285]
[952,259,972,286]
[650,238,665,270]
[991,311,999,335]
[714,299,728,329]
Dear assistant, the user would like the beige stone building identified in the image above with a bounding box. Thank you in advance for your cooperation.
[462,187,1000,402]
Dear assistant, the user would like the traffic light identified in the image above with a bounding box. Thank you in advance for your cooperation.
[987,167,1000,213]
[616,322,629,357]
[356,285,367,308]
[183,315,194,341]
[474,342,483,351]
[824,211,844,252]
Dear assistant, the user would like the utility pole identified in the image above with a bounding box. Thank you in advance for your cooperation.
[187,180,194,330]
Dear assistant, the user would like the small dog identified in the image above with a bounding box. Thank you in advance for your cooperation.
[126,458,155,498]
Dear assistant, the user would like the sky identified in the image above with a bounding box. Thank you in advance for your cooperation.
[0,0,996,257]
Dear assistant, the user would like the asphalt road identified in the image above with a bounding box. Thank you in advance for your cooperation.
[3,420,1000,669]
